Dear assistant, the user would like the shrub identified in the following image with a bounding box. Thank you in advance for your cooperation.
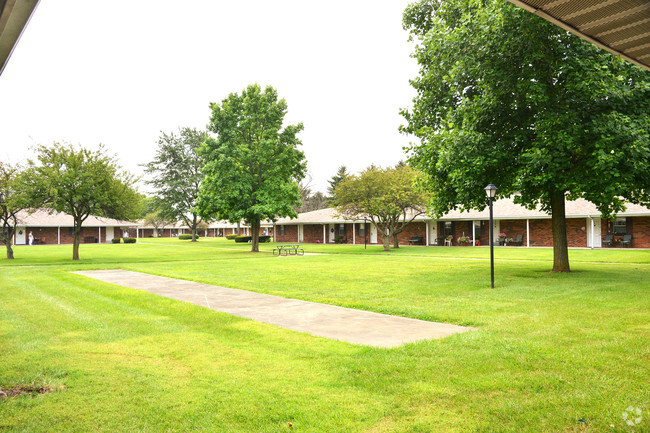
[178,234,199,240]
[235,235,252,243]
[111,238,121,244]
[123,237,137,244]
[335,236,347,244]
[225,234,238,240]
[259,235,272,243]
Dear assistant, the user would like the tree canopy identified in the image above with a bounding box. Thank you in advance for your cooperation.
[198,84,307,252]
[143,128,208,241]
[402,0,650,271]
[335,165,428,251]
[0,162,27,259]
[23,143,140,260]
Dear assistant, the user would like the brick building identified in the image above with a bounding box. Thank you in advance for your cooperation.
[11,209,138,245]
[135,220,273,238]
[273,198,650,248]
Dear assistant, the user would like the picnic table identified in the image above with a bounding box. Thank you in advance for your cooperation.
[272,244,304,256]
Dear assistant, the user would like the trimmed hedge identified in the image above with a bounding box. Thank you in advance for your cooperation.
[111,238,121,244]
[123,237,137,244]
[225,234,238,240]
[234,235,272,243]
[178,234,200,240]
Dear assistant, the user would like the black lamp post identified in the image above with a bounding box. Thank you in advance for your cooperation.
[485,184,498,288]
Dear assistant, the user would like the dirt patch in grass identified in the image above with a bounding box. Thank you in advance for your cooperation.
[0,385,64,398]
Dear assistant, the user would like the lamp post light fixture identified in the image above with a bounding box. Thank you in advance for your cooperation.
[485,184,498,289]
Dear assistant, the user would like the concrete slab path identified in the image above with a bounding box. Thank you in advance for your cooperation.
[73,269,475,348]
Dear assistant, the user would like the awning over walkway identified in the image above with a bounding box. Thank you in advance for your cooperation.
[509,0,650,71]
[0,0,40,76]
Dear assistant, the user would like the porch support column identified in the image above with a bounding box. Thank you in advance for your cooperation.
[472,220,476,246]
[352,223,356,244]
[425,221,429,246]
[323,224,326,244]
[98,227,101,244]
[590,217,595,249]
[58,226,61,245]
[526,219,530,248]
[136,227,139,242]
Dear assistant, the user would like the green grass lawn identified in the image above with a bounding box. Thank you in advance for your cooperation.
[1,239,648,432]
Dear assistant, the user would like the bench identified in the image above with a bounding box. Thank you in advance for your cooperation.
[272,244,304,256]
[408,236,424,245]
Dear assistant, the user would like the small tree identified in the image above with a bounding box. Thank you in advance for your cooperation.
[0,162,27,259]
[198,84,307,252]
[24,143,140,260]
[335,165,428,251]
[142,211,171,237]
[296,174,329,213]
[327,165,349,204]
[143,128,207,242]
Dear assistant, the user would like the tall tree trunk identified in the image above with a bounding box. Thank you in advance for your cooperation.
[250,219,260,252]
[191,214,198,242]
[237,221,241,235]
[392,231,400,249]
[2,226,15,259]
[379,225,390,251]
[73,221,81,261]
[550,191,570,272]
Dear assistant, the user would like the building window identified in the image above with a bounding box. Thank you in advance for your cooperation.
[444,221,453,236]
[338,224,345,236]
[359,223,365,236]
[278,225,286,236]
[613,218,626,235]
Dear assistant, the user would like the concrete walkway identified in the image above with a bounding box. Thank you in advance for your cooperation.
[72,269,475,348]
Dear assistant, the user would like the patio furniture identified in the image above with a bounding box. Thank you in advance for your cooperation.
[408,236,424,245]
[511,234,523,246]
[602,234,614,247]
[444,235,453,246]
[620,235,632,247]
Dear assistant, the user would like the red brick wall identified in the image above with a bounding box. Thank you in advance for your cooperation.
[602,216,650,248]
[276,225,298,243]
[25,226,117,245]
[566,218,587,247]
[303,224,325,243]
[500,220,528,246]
[631,217,650,248]
[393,222,427,245]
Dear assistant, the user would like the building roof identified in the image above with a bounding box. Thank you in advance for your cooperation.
[16,209,139,227]
[275,199,650,225]
[0,0,40,76]
[508,0,650,72]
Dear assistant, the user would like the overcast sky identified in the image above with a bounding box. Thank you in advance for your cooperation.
[0,0,419,194]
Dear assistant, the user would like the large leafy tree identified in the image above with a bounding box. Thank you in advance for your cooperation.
[402,0,650,272]
[335,165,428,251]
[24,143,140,260]
[143,128,208,242]
[0,162,28,260]
[199,84,307,252]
